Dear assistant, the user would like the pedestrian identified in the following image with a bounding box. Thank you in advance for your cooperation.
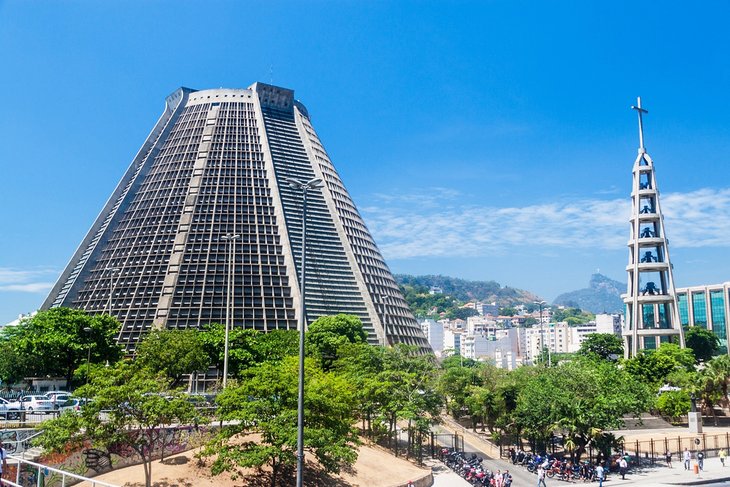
[495,469,503,487]
[619,456,628,479]
[665,450,673,468]
[0,442,7,484]
[537,464,547,487]
[684,448,691,470]
[720,448,726,467]
[596,461,605,487]
[503,470,513,487]
[697,451,704,471]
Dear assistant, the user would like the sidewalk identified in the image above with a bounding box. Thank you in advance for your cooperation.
[603,456,730,486]
[439,417,730,486]
[423,458,471,486]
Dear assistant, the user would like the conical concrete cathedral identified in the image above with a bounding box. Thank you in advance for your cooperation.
[43,83,430,353]
[623,97,684,357]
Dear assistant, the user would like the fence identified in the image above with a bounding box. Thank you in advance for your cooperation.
[4,455,119,487]
[619,432,730,465]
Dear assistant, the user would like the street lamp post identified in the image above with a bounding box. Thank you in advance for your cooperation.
[221,234,241,389]
[285,176,323,487]
[83,326,93,385]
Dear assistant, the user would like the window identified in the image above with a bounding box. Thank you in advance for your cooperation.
[692,292,707,328]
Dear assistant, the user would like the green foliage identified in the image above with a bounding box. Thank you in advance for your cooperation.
[623,343,695,386]
[695,354,730,425]
[0,307,122,385]
[656,390,691,422]
[577,333,624,361]
[446,307,479,320]
[135,329,210,387]
[305,314,367,370]
[500,307,516,317]
[398,284,458,317]
[37,361,197,487]
[551,307,595,325]
[199,325,298,378]
[685,327,721,363]
[513,357,651,460]
[202,357,359,486]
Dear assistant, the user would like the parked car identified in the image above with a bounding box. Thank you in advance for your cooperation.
[44,392,72,408]
[57,398,81,412]
[16,395,55,414]
[0,398,21,419]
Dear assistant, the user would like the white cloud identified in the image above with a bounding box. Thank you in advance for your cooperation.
[0,283,54,293]
[0,267,57,294]
[362,188,730,259]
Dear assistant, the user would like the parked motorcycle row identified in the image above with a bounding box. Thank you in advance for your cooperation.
[510,450,600,482]
[440,447,513,486]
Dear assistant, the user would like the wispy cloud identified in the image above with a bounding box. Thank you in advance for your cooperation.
[0,267,57,294]
[362,188,730,259]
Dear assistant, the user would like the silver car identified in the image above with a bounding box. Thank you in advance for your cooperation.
[16,395,55,414]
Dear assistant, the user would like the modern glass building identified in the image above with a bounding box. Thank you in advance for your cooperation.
[676,284,730,353]
[42,82,431,353]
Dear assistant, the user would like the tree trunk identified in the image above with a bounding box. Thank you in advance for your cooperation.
[143,457,152,487]
[271,457,278,487]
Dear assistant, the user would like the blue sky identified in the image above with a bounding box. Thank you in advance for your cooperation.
[2,1,730,323]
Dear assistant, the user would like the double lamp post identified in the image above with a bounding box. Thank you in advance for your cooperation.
[219,176,323,487]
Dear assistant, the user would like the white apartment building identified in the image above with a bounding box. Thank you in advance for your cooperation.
[419,319,444,356]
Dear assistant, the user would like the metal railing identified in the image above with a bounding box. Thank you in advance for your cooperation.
[5,455,119,487]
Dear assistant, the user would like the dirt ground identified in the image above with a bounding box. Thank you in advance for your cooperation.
[77,443,428,487]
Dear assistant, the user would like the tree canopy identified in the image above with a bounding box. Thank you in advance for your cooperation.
[134,329,210,387]
[577,333,623,361]
[38,361,197,487]
[685,326,721,363]
[0,307,123,385]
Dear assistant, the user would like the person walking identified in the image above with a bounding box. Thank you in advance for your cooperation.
[537,464,548,487]
[684,448,692,470]
[619,456,628,479]
[720,448,726,467]
[697,451,704,471]
[665,450,673,468]
[596,461,605,487]
[0,442,7,485]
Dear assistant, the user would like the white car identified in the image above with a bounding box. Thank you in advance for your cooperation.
[15,395,55,414]
[0,398,21,419]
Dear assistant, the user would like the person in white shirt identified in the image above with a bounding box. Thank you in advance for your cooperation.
[684,448,692,470]
[537,465,547,487]
[596,462,605,487]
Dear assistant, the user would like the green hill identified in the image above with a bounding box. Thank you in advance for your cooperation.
[395,274,542,318]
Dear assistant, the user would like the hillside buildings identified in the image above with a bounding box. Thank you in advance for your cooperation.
[42,83,430,352]
[421,310,622,367]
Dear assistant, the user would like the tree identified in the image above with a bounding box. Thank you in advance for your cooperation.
[199,325,297,381]
[0,307,122,385]
[623,343,695,386]
[37,362,197,487]
[577,333,623,361]
[446,307,479,320]
[202,357,359,487]
[514,357,651,460]
[134,329,210,387]
[655,390,691,423]
[305,314,367,370]
[685,326,721,363]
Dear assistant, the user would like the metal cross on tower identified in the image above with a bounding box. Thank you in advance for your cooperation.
[631,97,648,151]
